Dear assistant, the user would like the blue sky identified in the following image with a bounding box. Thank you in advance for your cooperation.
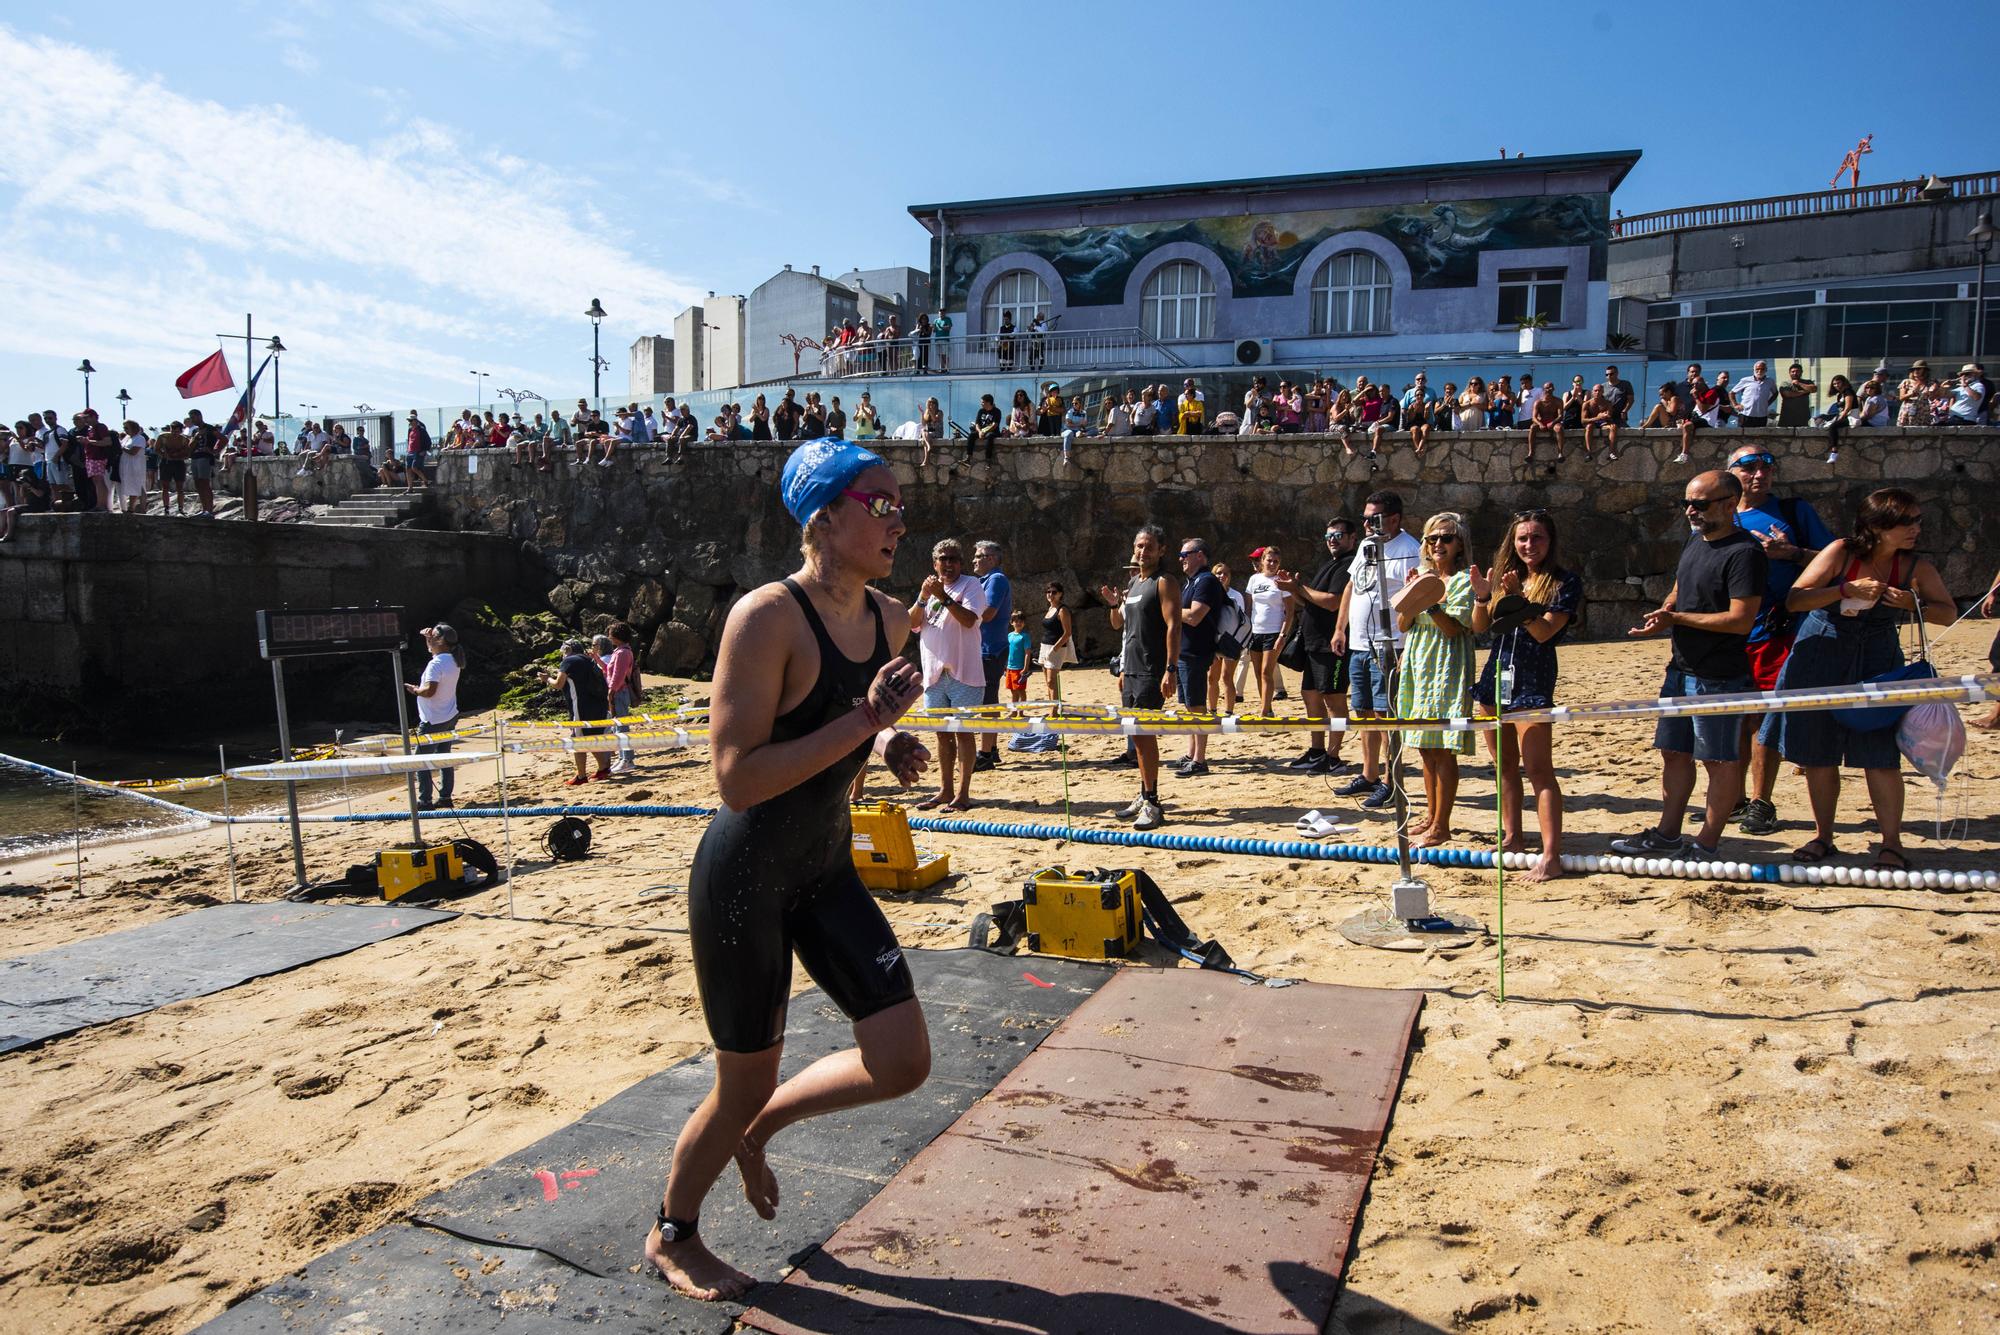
[3,0,1993,424]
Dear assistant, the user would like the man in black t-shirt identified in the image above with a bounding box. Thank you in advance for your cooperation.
[183,408,220,517]
[1276,516,1360,774]
[1174,538,1223,778]
[969,394,1002,462]
[550,637,612,785]
[1613,470,1766,860]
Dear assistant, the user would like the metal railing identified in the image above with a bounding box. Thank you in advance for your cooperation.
[1613,170,2000,238]
[817,325,1188,379]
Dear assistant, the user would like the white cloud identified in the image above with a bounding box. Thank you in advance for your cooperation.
[279,44,319,75]
[0,26,701,330]
[363,0,588,59]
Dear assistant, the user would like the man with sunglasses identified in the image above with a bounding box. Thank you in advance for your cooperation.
[1728,446,1834,834]
[1275,518,1359,774]
[1615,470,1766,862]
[1332,492,1421,808]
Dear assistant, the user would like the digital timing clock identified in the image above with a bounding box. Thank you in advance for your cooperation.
[256,606,406,659]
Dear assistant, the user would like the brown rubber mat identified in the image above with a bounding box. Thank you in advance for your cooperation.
[741,969,1422,1334]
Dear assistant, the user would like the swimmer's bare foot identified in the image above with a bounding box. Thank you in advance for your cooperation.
[1410,827,1449,849]
[735,1136,779,1220]
[914,791,950,810]
[644,1224,754,1302]
[1516,851,1561,883]
[1500,834,1530,854]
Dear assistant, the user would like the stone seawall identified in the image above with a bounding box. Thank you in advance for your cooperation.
[416,428,1995,677]
[0,513,533,731]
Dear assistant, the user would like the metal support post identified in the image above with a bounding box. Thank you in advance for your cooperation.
[495,716,516,920]
[391,648,423,846]
[219,743,239,903]
[270,658,309,891]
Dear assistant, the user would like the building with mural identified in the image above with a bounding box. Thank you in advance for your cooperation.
[909,151,1639,366]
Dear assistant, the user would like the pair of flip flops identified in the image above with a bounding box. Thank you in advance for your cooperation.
[1295,810,1361,840]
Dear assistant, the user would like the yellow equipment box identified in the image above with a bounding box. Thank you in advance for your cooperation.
[850,802,951,893]
[376,842,465,902]
[1022,868,1141,961]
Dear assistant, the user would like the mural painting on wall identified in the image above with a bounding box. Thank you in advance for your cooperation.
[944,193,1609,308]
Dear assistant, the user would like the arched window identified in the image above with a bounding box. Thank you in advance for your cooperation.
[982,269,1050,333]
[1310,250,1392,335]
[1141,261,1215,340]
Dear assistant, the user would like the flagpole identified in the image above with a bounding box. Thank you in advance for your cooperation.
[244,315,254,446]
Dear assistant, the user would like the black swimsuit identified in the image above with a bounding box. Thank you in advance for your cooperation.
[687,579,916,1053]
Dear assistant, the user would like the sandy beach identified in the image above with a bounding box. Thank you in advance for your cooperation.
[1,632,1996,1334]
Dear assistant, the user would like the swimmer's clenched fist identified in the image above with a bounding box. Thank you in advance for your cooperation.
[865,655,929,787]
[867,654,923,725]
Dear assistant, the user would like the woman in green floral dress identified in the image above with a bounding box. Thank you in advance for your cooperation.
[1395,512,1475,847]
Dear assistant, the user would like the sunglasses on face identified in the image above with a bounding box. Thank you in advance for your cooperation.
[1423,534,1459,546]
[1684,496,1727,511]
[840,489,905,520]
[1730,454,1776,470]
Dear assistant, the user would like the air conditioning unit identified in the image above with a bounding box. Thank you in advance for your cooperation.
[1235,338,1272,366]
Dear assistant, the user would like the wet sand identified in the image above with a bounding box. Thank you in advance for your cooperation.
[1,633,1996,1334]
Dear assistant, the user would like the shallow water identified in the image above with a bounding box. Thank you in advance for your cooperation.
[0,738,402,860]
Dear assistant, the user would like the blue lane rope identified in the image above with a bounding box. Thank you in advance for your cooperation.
[287,803,1812,884]
[221,803,2000,888]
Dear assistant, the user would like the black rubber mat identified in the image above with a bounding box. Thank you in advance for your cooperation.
[0,902,454,1053]
[199,949,1111,1332]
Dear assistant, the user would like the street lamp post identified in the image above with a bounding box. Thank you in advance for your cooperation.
[470,371,490,413]
[77,360,95,412]
[267,336,286,435]
[586,299,607,403]
[115,388,131,424]
[1971,210,1996,363]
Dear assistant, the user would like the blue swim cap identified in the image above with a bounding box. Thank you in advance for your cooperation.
[779,438,887,525]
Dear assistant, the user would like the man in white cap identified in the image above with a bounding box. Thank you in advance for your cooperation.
[405,623,463,809]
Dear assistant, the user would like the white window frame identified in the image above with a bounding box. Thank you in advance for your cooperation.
[1310,250,1392,335]
[1497,267,1566,326]
[981,270,1050,334]
[1142,261,1216,341]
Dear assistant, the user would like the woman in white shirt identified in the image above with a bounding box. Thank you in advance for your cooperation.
[1206,562,1250,715]
[1241,546,1293,715]
[117,421,150,514]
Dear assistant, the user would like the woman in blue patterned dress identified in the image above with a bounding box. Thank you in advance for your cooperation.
[1471,510,1583,882]
[1395,513,1475,848]
[1768,489,1956,870]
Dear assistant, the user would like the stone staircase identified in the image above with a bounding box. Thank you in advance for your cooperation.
[309,491,433,528]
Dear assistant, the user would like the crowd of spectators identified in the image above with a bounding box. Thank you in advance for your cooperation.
[2,355,1990,534]
[944,464,1995,872]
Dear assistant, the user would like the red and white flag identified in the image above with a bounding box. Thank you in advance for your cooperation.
[175,350,234,399]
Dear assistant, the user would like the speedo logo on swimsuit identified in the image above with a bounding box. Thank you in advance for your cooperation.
[875,948,903,973]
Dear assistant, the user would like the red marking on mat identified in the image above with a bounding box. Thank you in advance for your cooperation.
[1022,972,1053,988]
[535,1167,600,1201]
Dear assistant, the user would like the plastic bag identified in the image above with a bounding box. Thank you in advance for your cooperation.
[1895,701,1965,791]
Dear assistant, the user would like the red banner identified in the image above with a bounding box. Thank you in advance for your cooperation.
[174,350,233,399]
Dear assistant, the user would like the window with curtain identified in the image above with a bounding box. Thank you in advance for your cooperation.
[1309,251,1392,334]
[1141,261,1216,340]
[981,269,1050,332]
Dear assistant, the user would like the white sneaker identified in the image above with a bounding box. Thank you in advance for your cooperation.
[1118,794,1147,819]
[1671,451,1689,463]
[294,467,309,477]
[1133,799,1165,831]
[1825,451,1839,464]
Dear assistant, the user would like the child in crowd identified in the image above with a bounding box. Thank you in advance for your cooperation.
[1005,611,1032,705]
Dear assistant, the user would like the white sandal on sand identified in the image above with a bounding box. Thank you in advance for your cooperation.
[1295,810,1360,840]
